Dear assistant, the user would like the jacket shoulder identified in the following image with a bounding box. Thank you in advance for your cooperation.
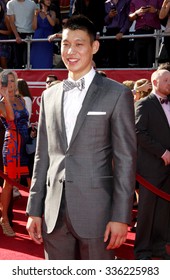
[135,93,156,105]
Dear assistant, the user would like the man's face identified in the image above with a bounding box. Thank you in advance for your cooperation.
[61,28,99,80]
[157,70,170,96]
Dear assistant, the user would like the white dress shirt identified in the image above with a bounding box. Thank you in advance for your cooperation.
[153,92,170,158]
[64,68,96,145]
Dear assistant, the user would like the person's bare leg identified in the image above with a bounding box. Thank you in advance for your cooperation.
[0,180,15,236]
[1,180,13,222]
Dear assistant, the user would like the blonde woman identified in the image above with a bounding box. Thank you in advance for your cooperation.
[0,70,29,236]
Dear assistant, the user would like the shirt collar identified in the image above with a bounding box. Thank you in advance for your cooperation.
[68,68,96,92]
[153,92,168,103]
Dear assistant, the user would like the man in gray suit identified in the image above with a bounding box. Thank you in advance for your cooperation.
[26,15,136,260]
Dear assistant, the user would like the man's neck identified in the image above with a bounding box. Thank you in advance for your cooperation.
[68,67,93,81]
[154,92,169,99]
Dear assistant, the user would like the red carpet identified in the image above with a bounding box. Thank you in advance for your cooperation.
[0,188,136,260]
[0,188,44,260]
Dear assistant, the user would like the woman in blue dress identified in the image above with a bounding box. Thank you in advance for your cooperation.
[30,0,58,69]
[0,70,29,237]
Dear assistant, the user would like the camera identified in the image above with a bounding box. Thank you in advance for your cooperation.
[1,74,8,87]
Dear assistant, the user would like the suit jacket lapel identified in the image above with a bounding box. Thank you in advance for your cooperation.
[150,93,170,128]
[68,73,102,148]
[54,82,68,151]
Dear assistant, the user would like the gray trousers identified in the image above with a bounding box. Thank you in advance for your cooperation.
[43,189,115,260]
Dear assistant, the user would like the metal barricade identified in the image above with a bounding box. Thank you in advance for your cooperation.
[0,31,169,70]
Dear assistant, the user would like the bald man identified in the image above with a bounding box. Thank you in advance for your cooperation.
[134,69,170,260]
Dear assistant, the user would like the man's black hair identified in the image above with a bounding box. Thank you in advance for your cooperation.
[62,15,97,42]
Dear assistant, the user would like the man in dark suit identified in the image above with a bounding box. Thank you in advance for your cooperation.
[26,15,136,260]
[134,68,170,260]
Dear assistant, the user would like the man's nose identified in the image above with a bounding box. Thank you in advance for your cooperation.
[68,45,76,54]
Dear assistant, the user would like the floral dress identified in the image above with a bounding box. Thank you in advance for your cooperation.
[0,97,29,179]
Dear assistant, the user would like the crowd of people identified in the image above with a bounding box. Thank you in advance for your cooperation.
[0,0,170,69]
[0,3,170,261]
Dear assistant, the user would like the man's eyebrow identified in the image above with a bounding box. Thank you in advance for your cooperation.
[62,38,86,42]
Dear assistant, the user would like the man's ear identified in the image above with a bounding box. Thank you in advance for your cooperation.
[92,40,100,55]
[153,79,157,88]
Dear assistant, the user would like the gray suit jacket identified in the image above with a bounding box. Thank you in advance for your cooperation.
[26,73,137,238]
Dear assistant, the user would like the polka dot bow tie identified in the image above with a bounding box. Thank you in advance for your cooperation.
[63,78,85,92]
[160,98,169,104]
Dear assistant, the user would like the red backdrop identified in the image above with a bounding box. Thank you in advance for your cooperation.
[15,69,154,126]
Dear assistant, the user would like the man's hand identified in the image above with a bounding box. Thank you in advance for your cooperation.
[162,150,170,166]
[16,35,22,44]
[48,33,61,42]
[26,216,43,244]
[115,32,123,40]
[109,9,117,18]
[138,81,152,92]
[104,221,128,250]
